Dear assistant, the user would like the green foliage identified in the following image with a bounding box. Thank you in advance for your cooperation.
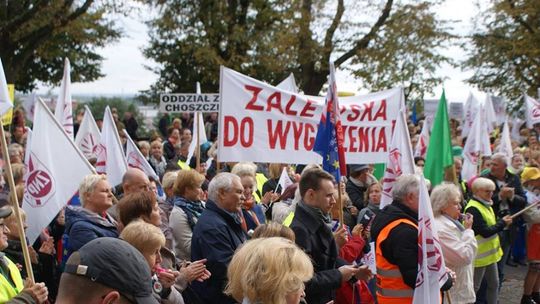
[142,0,453,102]
[465,0,540,106]
[351,2,455,104]
[0,1,122,92]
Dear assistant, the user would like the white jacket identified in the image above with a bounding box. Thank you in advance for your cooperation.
[434,215,478,304]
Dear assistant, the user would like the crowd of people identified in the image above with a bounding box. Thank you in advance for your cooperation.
[0,107,540,304]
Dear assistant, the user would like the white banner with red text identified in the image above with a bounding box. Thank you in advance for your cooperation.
[218,67,403,164]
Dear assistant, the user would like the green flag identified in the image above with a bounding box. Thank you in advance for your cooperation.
[423,90,453,186]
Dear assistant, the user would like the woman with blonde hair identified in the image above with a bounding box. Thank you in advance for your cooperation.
[431,183,477,304]
[225,237,313,304]
[232,162,266,231]
[262,163,288,196]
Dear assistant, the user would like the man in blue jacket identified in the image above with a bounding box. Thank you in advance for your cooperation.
[191,172,247,303]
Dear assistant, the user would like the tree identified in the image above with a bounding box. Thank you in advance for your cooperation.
[0,1,122,92]
[465,0,540,106]
[350,2,455,102]
[143,0,453,100]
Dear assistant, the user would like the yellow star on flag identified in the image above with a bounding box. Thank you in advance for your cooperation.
[333,160,340,169]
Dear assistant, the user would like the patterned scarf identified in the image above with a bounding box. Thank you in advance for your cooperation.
[172,196,205,229]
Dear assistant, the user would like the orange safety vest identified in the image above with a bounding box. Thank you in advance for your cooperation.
[375,218,417,304]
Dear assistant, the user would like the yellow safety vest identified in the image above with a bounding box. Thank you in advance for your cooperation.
[0,257,24,303]
[464,199,503,267]
[254,173,268,202]
[283,211,295,227]
[177,160,191,170]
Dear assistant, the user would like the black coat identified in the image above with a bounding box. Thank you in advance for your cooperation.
[345,179,367,210]
[482,169,527,217]
[191,200,247,304]
[290,202,345,304]
[371,201,419,288]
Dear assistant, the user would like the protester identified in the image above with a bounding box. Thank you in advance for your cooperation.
[122,167,152,194]
[163,129,181,161]
[3,208,58,301]
[149,140,168,179]
[371,174,453,303]
[123,111,138,140]
[465,177,512,304]
[139,140,151,159]
[431,183,478,304]
[271,183,299,224]
[56,237,158,304]
[357,181,382,226]
[225,237,313,304]
[261,163,286,196]
[117,191,162,228]
[231,162,266,232]
[190,172,247,303]
[160,171,178,248]
[290,168,371,304]
[0,206,49,303]
[520,167,540,304]
[251,222,295,240]
[170,170,206,262]
[64,174,118,256]
[121,221,184,303]
[482,153,526,280]
[346,164,377,210]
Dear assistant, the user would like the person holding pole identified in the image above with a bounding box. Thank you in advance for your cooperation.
[289,168,372,304]
[0,206,48,303]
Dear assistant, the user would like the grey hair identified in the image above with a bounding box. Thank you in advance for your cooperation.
[430,183,461,216]
[208,172,241,202]
[392,174,420,201]
[471,177,495,194]
[79,174,108,206]
[491,152,508,166]
[231,162,257,178]
[161,171,178,190]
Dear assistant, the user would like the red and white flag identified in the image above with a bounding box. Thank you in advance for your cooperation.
[54,58,74,139]
[484,95,497,133]
[380,108,415,208]
[462,103,492,181]
[497,120,513,159]
[95,106,127,186]
[525,95,540,128]
[22,94,37,122]
[124,129,158,181]
[23,99,94,244]
[0,58,13,117]
[461,93,479,138]
[414,119,430,159]
[413,176,447,304]
[75,105,101,159]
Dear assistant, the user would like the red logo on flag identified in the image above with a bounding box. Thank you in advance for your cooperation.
[25,154,56,207]
[416,217,443,287]
[533,105,540,119]
[80,133,99,158]
[127,151,143,170]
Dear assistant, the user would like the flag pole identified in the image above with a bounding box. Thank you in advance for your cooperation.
[338,177,344,226]
[196,113,201,170]
[0,122,34,282]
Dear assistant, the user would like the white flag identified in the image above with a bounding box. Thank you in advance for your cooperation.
[0,58,13,117]
[380,108,415,208]
[54,58,74,138]
[461,93,479,138]
[413,176,447,304]
[23,99,94,244]
[23,127,33,182]
[483,95,497,133]
[22,94,37,122]
[462,103,492,181]
[277,167,294,193]
[276,73,298,93]
[95,106,127,186]
[525,95,540,128]
[124,129,158,181]
[497,120,513,159]
[75,105,101,159]
[414,119,430,159]
[510,117,524,142]
[186,82,209,167]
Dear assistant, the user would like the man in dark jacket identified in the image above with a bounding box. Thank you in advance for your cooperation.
[481,153,527,279]
[346,164,377,210]
[290,168,371,304]
[371,174,453,302]
[191,173,247,303]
